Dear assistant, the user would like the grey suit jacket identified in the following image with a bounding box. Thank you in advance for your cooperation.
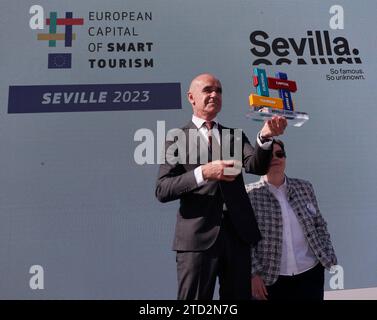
[246,177,338,285]
[156,121,272,251]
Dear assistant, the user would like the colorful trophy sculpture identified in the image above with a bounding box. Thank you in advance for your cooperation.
[247,68,309,127]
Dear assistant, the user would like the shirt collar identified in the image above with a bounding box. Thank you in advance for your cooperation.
[192,115,218,129]
[262,176,287,194]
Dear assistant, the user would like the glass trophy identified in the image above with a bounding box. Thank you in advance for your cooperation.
[247,68,309,127]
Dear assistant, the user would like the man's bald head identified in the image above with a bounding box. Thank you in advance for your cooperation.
[189,73,221,92]
[187,73,222,120]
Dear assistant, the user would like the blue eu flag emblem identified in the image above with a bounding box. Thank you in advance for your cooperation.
[48,53,72,69]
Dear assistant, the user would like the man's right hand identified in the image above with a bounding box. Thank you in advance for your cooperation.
[252,275,268,300]
[202,160,240,181]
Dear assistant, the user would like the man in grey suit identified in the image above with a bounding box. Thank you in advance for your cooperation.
[155,73,287,300]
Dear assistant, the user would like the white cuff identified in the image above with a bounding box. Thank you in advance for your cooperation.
[194,166,207,186]
[257,131,273,150]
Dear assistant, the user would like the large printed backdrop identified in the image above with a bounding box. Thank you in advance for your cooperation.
[0,0,376,298]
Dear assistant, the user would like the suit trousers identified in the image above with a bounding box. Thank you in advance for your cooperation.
[176,214,251,300]
[266,262,325,300]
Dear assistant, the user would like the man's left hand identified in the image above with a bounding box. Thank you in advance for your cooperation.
[260,115,287,139]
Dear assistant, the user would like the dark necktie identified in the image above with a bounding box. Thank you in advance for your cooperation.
[204,121,215,149]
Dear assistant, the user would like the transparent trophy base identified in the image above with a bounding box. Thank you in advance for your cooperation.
[246,106,309,127]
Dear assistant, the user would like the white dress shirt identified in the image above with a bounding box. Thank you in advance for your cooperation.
[266,178,318,275]
[192,115,220,186]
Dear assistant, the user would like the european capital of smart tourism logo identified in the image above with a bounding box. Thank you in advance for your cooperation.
[29,5,84,69]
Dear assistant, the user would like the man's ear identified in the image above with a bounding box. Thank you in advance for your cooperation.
[187,92,194,105]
